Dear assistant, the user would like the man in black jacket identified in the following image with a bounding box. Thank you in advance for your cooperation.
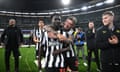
[86,21,101,72]
[96,11,120,72]
[1,19,23,72]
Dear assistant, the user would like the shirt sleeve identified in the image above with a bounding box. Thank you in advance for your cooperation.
[19,28,24,43]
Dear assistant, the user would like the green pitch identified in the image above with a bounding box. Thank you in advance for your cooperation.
[0,46,98,72]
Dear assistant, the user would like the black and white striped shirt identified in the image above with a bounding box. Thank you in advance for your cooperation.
[44,29,76,68]
[60,29,76,58]
[33,28,47,51]
[44,30,65,68]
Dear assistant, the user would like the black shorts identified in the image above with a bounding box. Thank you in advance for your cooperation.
[64,57,78,71]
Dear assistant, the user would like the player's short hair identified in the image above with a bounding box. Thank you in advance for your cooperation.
[67,16,77,24]
[38,17,44,22]
[102,11,114,16]
[50,13,61,19]
[9,18,16,21]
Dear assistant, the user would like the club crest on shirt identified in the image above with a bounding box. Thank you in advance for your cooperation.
[116,30,120,33]
[102,30,107,34]
[48,41,60,46]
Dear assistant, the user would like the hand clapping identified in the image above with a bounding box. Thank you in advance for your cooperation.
[108,35,119,44]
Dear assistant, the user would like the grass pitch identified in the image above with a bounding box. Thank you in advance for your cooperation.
[0,46,98,72]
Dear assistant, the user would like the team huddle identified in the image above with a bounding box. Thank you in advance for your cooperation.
[33,15,78,72]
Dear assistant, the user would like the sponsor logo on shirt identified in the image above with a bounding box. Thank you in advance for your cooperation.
[116,30,120,33]
[48,41,60,46]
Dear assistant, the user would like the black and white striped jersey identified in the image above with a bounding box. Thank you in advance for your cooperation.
[60,29,76,58]
[33,28,47,51]
[44,29,76,68]
[44,30,65,68]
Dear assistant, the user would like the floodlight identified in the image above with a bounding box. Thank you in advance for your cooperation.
[61,0,70,5]
[104,0,114,4]
[96,2,104,6]
[81,6,88,11]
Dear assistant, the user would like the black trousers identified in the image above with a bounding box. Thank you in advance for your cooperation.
[5,45,19,72]
[87,49,101,71]
[101,63,120,72]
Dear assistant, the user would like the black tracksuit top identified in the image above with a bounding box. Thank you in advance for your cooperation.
[96,25,120,63]
[1,26,23,46]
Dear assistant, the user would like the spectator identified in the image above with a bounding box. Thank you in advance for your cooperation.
[74,27,87,66]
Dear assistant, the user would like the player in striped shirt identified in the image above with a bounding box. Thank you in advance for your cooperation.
[43,14,66,72]
[33,19,47,72]
[53,16,79,72]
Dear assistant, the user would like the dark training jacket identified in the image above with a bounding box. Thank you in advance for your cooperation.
[1,26,23,47]
[86,29,96,49]
[96,25,120,63]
